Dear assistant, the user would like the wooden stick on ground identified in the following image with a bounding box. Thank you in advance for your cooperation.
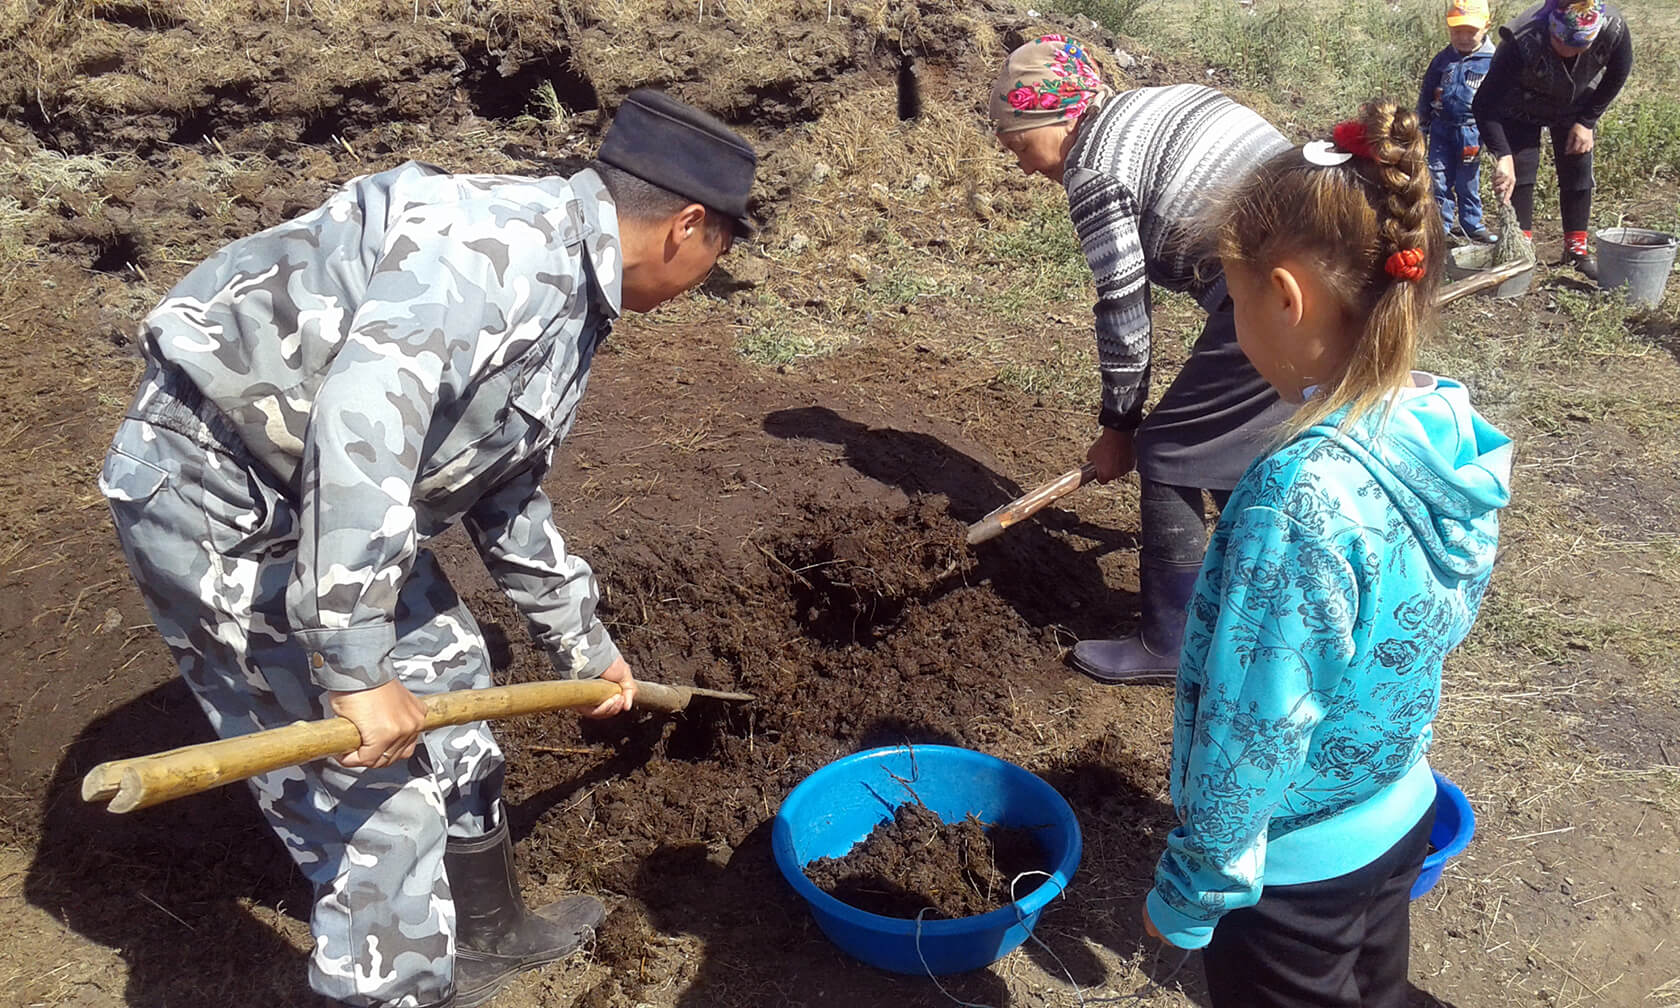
[81,679,752,815]
[1437,259,1535,306]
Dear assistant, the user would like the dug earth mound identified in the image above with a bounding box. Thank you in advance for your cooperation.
[447,372,1147,1008]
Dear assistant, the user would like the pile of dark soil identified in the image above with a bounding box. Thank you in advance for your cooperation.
[457,385,1137,1005]
[774,495,973,644]
[804,802,1049,920]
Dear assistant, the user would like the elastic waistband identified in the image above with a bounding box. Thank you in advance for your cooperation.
[128,361,258,469]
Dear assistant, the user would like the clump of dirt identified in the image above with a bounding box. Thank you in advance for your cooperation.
[773,494,972,644]
[804,802,1048,920]
[571,904,662,1008]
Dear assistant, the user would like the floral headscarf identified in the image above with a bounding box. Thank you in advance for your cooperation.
[989,35,1114,134]
[1546,0,1604,47]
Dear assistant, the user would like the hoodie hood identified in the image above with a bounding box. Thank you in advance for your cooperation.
[1306,376,1512,579]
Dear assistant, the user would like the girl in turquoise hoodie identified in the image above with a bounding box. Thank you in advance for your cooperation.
[1142,100,1512,1007]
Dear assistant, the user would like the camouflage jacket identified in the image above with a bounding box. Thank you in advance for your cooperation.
[140,162,625,692]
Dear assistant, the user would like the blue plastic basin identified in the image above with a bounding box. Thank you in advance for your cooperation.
[771,745,1082,975]
[1411,770,1475,900]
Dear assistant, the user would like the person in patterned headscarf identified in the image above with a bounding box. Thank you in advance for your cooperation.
[989,36,1296,686]
[98,90,755,1008]
[1472,0,1634,279]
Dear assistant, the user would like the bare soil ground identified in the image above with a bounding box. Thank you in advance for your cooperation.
[3,3,1678,1008]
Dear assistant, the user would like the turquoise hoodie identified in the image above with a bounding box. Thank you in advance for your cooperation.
[1146,375,1512,949]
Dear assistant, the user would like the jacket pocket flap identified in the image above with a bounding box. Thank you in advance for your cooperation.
[100,448,168,502]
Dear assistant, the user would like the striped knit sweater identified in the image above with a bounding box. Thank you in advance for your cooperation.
[1065,84,1289,432]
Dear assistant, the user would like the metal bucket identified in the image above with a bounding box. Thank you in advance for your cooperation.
[1596,227,1677,307]
[1446,245,1533,298]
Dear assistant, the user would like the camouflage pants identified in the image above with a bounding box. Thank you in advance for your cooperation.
[100,376,504,1007]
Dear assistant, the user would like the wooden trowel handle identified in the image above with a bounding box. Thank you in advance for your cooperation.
[966,463,1098,545]
[80,679,730,815]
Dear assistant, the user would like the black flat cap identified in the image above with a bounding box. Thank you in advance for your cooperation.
[598,89,758,237]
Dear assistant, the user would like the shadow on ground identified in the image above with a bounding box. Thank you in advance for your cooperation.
[24,679,330,1007]
[26,665,674,1008]
[23,636,1468,1008]
[624,719,1014,1007]
[1631,303,1680,366]
[763,406,1138,643]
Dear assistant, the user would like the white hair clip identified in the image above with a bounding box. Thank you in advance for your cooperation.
[1303,140,1353,166]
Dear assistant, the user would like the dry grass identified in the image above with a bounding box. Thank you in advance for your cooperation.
[0,149,138,275]
[1424,278,1680,768]
[1416,289,1680,1008]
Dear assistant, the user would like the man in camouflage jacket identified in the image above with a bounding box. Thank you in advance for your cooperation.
[98,90,756,1008]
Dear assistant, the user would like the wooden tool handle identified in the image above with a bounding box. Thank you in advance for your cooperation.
[82,679,697,814]
[1436,259,1533,306]
[966,463,1098,545]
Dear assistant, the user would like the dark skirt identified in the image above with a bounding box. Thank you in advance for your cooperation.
[1135,299,1295,491]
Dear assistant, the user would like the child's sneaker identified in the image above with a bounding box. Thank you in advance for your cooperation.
[1466,226,1498,244]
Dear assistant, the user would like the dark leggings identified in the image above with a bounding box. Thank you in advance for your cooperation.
[1504,121,1594,233]
[1142,479,1231,566]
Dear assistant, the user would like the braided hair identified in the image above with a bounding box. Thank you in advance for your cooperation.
[1215,99,1445,433]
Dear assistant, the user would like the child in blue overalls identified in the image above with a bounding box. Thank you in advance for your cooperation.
[1419,0,1497,243]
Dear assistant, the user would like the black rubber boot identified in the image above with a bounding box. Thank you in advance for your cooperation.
[446,819,605,1008]
[1070,557,1203,685]
[1564,249,1598,281]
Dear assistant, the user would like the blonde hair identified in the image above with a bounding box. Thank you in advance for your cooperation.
[1217,100,1445,434]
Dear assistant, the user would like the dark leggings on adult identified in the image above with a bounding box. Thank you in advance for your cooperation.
[1141,479,1231,567]
[1504,121,1594,233]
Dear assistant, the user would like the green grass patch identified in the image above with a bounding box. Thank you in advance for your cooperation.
[971,193,1090,323]
[738,322,830,367]
[1055,0,1680,216]
[1595,93,1680,209]
[994,338,1101,400]
[734,289,845,367]
[1549,287,1657,357]
[1060,0,1439,129]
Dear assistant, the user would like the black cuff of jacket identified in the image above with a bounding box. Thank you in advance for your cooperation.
[1099,405,1143,433]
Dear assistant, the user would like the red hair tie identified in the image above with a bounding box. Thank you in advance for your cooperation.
[1331,120,1373,160]
[1386,248,1427,283]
